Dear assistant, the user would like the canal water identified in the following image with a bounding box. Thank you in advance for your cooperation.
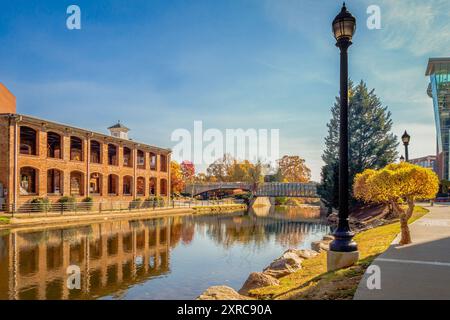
[0,206,330,300]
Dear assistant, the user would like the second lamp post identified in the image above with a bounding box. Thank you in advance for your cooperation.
[402,131,411,162]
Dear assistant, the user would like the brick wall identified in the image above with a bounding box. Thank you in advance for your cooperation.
[1,115,171,208]
[0,117,12,206]
[0,83,16,114]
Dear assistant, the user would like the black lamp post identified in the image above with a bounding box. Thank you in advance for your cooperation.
[330,3,358,252]
[402,131,410,162]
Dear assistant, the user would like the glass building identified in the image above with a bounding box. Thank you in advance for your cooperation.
[426,58,450,181]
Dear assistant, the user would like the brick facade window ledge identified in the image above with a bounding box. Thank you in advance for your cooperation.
[19,154,39,158]
[47,193,62,197]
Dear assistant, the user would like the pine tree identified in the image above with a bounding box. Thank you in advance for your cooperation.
[318,80,398,210]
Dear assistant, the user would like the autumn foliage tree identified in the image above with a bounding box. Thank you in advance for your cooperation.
[277,155,311,183]
[170,161,185,194]
[181,160,195,183]
[354,162,439,245]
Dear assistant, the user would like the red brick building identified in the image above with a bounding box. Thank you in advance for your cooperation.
[0,84,171,210]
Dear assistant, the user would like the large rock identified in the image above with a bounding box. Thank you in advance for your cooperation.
[311,240,330,252]
[197,286,252,300]
[288,248,319,260]
[263,251,303,278]
[238,272,279,296]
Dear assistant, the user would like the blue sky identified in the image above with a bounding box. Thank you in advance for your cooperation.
[1,0,449,180]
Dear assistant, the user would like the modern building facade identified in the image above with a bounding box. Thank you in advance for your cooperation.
[426,58,450,181]
[0,85,171,210]
[409,155,437,173]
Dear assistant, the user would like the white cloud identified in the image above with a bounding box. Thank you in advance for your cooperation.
[378,0,450,56]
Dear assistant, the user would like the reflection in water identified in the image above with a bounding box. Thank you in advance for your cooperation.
[0,207,329,300]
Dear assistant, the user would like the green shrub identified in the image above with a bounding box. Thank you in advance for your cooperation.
[30,197,51,212]
[129,198,143,209]
[157,196,166,207]
[145,196,165,207]
[0,216,11,224]
[58,196,77,211]
[275,197,288,205]
[235,193,251,201]
[141,198,151,208]
[81,196,94,211]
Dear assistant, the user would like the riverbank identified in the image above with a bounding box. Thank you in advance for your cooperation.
[0,203,247,229]
[244,206,429,300]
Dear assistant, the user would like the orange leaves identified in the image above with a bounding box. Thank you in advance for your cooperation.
[171,161,185,194]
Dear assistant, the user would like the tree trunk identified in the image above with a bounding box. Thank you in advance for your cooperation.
[393,199,415,245]
[399,215,411,245]
[389,200,398,218]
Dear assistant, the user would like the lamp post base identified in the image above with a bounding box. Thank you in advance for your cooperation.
[330,230,358,252]
[327,250,359,272]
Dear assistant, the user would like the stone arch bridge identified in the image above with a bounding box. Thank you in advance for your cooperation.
[184,182,318,198]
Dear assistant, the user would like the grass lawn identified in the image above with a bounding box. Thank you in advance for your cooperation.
[249,206,429,300]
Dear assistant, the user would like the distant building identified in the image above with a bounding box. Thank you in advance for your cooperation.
[426,58,450,180]
[0,83,171,210]
[409,155,437,172]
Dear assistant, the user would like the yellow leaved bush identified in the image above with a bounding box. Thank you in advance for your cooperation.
[353,162,439,245]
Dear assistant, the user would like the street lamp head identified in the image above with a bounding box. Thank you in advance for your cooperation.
[400,155,405,162]
[332,2,356,42]
[401,130,411,145]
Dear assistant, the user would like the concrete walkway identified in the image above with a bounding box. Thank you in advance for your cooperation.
[355,204,450,300]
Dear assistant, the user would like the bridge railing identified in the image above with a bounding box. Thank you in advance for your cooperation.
[185,182,318,197]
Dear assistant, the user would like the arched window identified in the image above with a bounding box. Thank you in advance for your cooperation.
[90,140,101,164]
[108,174,119,195]
[150,152,157,170]
[20,126,37,155]
[70,136,83,161]
[123,176,133,195]
[137,150,145,169]
[149,177,157,196]
[70,171,84,196]
[160,154,167,172]
[47,169,63,195]
[108,144,118,165]
[47,132,62,159]
[20,167,38,195]
[123,147,132,167]
[137,177,145,196]
[90,173,102,195]
[160,179,168,196]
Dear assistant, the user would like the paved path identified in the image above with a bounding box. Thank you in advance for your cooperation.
[354,204,450,300]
